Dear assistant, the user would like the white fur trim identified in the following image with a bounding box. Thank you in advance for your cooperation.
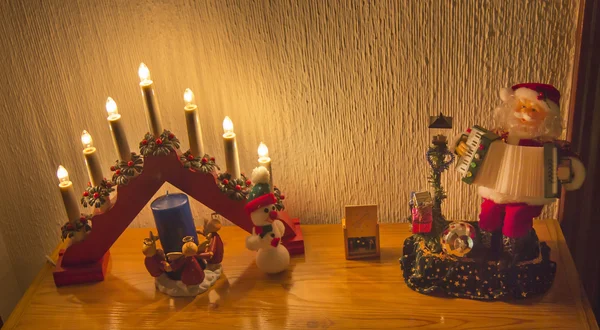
[478,186,555,205]
[251,166,270,184]
[499,87,513,102]
[563,157,586,191]
[514,88,559,114]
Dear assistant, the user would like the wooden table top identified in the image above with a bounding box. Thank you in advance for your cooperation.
[5,220,598,329]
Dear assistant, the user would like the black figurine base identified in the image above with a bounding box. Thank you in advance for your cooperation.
[399,222,556,300]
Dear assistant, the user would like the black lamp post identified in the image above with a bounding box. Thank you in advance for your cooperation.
[426,112,455,241]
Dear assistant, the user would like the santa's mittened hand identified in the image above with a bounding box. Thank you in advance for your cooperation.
[270,237,281,247]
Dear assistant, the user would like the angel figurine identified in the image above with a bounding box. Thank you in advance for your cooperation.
[197,214,224,271]
[167,236,214,286]
[142,231,169,277]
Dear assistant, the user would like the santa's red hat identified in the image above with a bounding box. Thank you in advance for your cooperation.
[499,83,560,114]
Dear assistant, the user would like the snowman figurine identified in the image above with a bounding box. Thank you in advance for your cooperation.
[244,166,290,274]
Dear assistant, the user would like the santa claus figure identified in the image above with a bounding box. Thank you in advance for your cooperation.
[455,83,586,261]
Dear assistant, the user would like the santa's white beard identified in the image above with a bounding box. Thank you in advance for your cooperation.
[505,115,542,139]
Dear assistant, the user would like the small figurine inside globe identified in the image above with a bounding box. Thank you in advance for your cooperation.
[440,222,476,257]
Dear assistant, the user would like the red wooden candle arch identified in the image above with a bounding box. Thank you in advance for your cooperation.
[53,148,304,287]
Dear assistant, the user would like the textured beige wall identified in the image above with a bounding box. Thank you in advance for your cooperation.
[0,0,578,317]
[0,232,21,320]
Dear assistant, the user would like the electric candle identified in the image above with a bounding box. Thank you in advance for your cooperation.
[222,116,241,178]
[258,142,273,190]
[57,165,80,223]
[138,63,163,136]
[106,97,131,161]
[81,130,104,186]
[183,88,204,157]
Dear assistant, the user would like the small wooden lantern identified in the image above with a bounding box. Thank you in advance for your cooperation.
[429,112,453,145]
[342,205,380,260]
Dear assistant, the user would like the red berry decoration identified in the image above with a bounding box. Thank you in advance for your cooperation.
[87,182,91,187]
[142,139,148,145]
[223,179,229,185]
[280,194,285,200]
[156,138,163,145]
[187,154,195,161]
[235,184,241,191]
[127,161,134,167]
[168,133,175,139]
[115,169,121,175]
[478,144,485,151]
[93,192,100,199]
[66,224,74,230]
[210,157,215,161]
[83,191,89,197]
[201,158,208,164]
[110,166,116,171]
[80,216,87,223]
[245,180,252,186]
[106,182,112,188]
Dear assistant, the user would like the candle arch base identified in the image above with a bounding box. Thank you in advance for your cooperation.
[53,144,304,287]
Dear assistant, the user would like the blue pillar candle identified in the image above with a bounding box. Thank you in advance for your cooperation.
[151,193,198,254]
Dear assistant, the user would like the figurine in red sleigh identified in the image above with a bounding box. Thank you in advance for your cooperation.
[142,232,222,297]
[454,83,586,263]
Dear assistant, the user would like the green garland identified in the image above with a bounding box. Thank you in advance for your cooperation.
[61,214,92,241]
[273,186,286,211]
[217,173,252,200]
[180,151,220,174]
[81,179,114,208]
[111,153,144,186]
[139,130,181,156]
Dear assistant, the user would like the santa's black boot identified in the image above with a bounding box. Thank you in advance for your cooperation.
[500,235,527,269]
[479,230,502,261]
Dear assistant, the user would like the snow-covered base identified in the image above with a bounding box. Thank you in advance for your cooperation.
[155,265,222,297]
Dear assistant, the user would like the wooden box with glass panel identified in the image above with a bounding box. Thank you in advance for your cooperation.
[342,205,380,260]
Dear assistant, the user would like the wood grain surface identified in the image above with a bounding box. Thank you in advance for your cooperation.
[5,220,597,330]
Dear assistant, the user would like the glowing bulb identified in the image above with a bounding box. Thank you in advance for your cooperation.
[56,165,69,183]
[184,88,195,106]
[223,116,234,134]
[258,142,269,158]
[81,130,93,149]
[106,97,118,117]
[138,63,151,82]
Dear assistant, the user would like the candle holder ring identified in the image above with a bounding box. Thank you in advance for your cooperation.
[180,151,220,174]
[110,153,144,186]
[139,129,180,157]
[80,179,114,209]
[217,172,252,200]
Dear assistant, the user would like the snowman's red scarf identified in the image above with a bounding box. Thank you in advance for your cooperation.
[253,224,281,247]
[254,224,273,238]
